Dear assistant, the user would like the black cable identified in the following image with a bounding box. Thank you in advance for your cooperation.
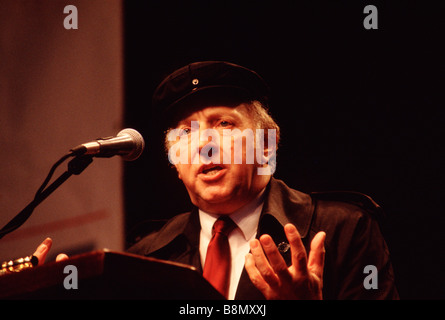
[0,152,89,240]
[34,152,74,199]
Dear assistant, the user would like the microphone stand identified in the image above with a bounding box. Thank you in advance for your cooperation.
[0,155,93,240]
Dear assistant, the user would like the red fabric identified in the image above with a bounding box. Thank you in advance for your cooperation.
[203,216,236,298]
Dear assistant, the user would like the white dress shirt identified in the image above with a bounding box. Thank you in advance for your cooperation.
[199,189,265,300]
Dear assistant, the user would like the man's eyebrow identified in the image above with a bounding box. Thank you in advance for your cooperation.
[176,119,190,126]
[175,117,197,126]
[207,110,242,120]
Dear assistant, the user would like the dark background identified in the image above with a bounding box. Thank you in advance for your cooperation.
[123,1,444,299]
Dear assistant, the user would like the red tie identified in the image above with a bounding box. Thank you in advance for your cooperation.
[203,216,236,298]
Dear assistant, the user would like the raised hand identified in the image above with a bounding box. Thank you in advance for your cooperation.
[245,223,326,300]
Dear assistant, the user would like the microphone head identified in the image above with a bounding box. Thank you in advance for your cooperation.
[118,128,145,161]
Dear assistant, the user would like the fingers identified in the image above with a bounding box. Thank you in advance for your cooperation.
[248,238,280,288]
[284,224,308,276]
[56,253,69,262]
[244,253,270,294]
[245,225,326,300]
[247,225,312,286]
[32,237,53,266]
[307,231,326,279]
[245,234,294,296]
[258,235,292,283]
[32,238,69,265]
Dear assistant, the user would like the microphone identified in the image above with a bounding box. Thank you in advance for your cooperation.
[70,128,145,161]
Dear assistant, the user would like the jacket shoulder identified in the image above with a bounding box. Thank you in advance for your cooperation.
[310,190,385,221]
[310,191,397,299]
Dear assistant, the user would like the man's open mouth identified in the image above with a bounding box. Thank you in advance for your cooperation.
[200,164,224,175]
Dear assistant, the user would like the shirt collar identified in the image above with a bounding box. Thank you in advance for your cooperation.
[199,188,266,241]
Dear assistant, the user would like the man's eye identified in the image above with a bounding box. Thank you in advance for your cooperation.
[218,121,232,127]
[178,128,191,136]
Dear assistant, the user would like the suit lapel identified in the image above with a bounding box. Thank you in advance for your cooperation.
[177,209,202,272]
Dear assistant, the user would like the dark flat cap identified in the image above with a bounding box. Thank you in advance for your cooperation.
[152,61,270,119]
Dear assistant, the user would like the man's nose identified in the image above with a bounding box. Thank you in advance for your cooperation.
[197,129,221,164]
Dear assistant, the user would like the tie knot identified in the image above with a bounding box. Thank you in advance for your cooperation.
[213,216,236,236]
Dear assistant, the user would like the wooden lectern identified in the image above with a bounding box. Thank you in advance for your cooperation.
[0,250,224,299]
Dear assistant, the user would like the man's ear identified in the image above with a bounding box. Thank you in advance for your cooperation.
[256,129,278,176]
[256,129,278,161]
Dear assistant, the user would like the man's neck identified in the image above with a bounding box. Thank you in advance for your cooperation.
[198,187,266,240]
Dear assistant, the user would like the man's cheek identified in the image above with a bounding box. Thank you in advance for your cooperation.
[175,164,193,181]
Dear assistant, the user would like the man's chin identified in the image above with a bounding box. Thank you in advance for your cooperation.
[200,192,231,205]
[195,190,238,213]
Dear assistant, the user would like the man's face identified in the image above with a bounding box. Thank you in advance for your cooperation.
[170,103,272,214]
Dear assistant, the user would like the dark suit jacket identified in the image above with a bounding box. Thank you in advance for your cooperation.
[127,178,399,299]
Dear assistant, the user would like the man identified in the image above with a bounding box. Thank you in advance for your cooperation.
[126,61,398,300]
[36,61,398,300]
